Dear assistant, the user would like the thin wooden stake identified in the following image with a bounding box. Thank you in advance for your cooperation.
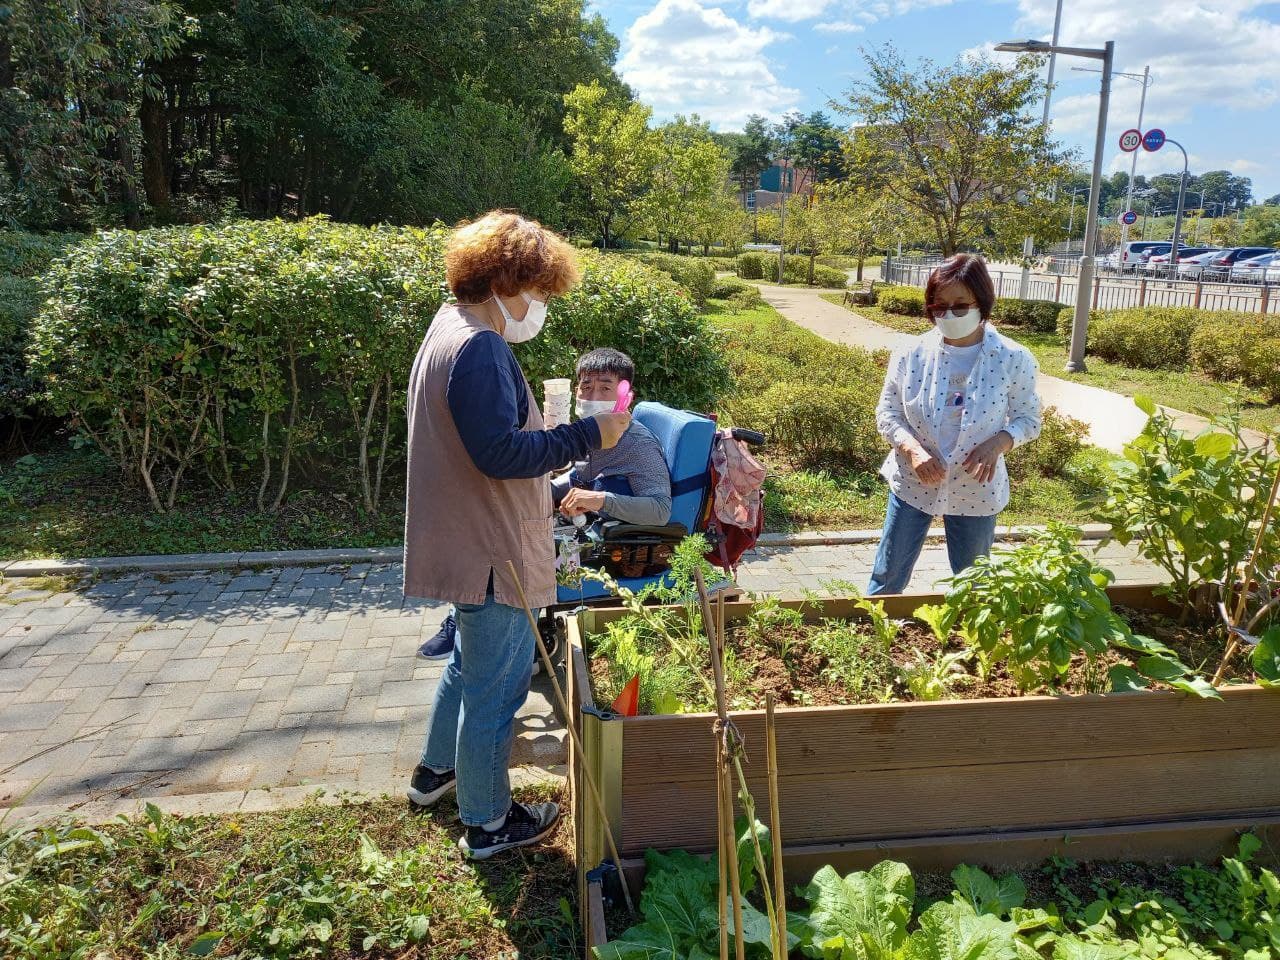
[1215,465,1280,685]
[716,739,729,960]
[766,693,787,960]
[505,562,635,915]
[696,568,746,960]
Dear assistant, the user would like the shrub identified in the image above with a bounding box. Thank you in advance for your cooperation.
[991,298,1061,332]
[733,380,882,473]
[30,222,729,513]
[1087,307,1203,369]
[878,285,926,316]
[808,264,849,288]
[0,231,82,431]
[712,277,752,299]
[1190,318,1280,402]
[525,251,728,412]
[727,288,764,312]
[1006,406,1088,481]
[736,252,769,280]
[624,252,715,306]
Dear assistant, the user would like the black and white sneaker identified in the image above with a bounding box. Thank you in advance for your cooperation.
[458,800,560,860]
[531,627,560,677]
[406,764,457,809]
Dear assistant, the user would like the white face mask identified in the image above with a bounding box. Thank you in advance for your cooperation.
[935,307,983,340]
[575,397,615,420]
[495,292,547,343]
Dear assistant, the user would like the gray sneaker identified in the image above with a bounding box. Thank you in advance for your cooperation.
[458,800,560,859]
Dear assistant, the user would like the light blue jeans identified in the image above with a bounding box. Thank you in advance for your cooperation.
[867,491,998,596]
[420,580,537,826]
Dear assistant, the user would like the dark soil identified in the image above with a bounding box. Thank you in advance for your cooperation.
[588,607,1239,716]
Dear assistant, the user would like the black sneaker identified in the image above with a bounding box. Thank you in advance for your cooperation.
[406,764,456,809]
[531,626,560,677]
[459,800,560,860]
[417,613,457,660]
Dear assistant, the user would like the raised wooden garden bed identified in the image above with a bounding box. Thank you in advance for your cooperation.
[565,586,1280,951]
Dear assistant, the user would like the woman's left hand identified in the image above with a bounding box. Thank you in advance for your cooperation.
[561,488,607,517]
[961,431,1014,484]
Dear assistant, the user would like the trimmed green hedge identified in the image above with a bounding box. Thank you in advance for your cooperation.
[878,285,926,316]
[30,220,728,512]
[622,251,716,306]
[991,298,1060,332]
[717,307,885,472]
[734,253,846,287]
[1191,317,1280,402]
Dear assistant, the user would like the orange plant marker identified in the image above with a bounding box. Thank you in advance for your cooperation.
[611,674,640,717]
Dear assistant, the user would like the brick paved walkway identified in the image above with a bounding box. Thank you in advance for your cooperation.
[0,538,1157,821]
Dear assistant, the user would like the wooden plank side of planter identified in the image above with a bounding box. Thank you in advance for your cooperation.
[619,741,1280,855]
[619,686,1280,780]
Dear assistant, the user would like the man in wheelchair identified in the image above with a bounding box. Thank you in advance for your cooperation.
[418,347,671,660]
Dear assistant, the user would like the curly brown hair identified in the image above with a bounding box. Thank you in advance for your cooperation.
[445,211,580,303]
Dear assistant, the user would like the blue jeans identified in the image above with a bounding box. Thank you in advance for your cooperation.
[420,582,537,825]
[867,492,998,596]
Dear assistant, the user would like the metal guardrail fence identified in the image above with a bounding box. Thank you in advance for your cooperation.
[882,256,1280,316]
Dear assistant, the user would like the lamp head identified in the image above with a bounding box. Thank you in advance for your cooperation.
[994,39,1049,53]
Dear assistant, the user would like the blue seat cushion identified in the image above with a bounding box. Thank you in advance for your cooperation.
[632,402,716,533]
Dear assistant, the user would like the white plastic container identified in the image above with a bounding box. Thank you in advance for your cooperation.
[543,378,572,427]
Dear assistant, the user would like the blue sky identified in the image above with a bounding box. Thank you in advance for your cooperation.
[593,0,1280,201]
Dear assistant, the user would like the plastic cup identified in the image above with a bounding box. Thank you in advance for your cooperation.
[543,378,571,427]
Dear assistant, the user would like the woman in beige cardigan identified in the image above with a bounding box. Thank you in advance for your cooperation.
[402,212,629,859]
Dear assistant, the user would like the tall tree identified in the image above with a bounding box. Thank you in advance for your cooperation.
[643,116,730,253]
[726,114,776,196]
[833,46,1071,256]
[0,0,183,228]
[777,110,844,196]
[562,81,659,248]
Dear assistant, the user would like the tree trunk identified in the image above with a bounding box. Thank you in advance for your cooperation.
[856,254,865,282]
[140,93,171,215]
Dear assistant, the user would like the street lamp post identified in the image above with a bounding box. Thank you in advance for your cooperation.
[997,38,1114,373]
[1066,186,1089,241]
[1072,66,1150,254]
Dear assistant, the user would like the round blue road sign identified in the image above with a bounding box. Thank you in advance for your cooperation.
[1142,128,1166,152]
[1121,210,1138,225]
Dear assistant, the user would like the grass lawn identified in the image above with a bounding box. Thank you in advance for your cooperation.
[2,787,580,959]
[0,443,406,560]
[819,295,1280,432]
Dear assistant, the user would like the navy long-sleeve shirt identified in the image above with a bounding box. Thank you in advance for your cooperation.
[446,330,600,479]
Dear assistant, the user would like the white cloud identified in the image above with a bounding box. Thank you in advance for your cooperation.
[619,0,801,127]
[1012,0,1280,133]
[746,0,833,21]
[815,20,864,32]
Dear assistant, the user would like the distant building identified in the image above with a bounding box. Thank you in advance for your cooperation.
[741,158,812,211]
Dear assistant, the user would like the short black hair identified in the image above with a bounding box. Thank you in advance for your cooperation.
[576,347,635,383]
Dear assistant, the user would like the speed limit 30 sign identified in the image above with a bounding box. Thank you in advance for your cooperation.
[1118,128,1142,152]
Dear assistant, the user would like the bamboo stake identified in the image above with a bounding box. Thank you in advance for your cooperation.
[766,693,787,960]
[1214,465,1280,685]
[716,733,731,960]
[505,562,635,915]
[696,569,746,960]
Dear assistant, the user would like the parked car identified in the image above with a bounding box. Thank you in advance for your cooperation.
[1143,246,1216,276]
[1176,250,1225,279]
[1111,241,1175,273]
[1231,251,1280,283]
[1266,261,1280,284]
[1202,247,1277,281]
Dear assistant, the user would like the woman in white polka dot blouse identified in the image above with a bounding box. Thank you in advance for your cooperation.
[868,254,1042,595]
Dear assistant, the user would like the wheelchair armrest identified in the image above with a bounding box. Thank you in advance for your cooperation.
[599,521,689,543]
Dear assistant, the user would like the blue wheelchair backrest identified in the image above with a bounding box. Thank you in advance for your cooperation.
[632,401,717,532]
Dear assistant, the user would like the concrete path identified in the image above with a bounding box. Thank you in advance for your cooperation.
[0,538,1157,823]
[755,283,1246,454]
